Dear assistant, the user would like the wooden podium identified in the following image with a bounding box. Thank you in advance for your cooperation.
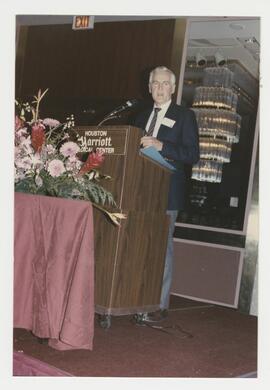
[76,126,172,325]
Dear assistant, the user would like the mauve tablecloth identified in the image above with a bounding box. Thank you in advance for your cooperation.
[14,192,95,350]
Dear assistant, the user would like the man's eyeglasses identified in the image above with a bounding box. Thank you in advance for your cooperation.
[150,81,172,87]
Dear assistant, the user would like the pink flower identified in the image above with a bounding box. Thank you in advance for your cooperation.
[15,128,28,145]
[45,144,56,155]
[16,157,32,170]
[47,159,65,177]
[16,128,28,137]
[60,141,80,157]
[15,116,24,130]
[65,156,82,173]
[43,118,60,127]
[14,146,20,159]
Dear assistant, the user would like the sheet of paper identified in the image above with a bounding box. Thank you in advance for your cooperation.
[140,146,176,171]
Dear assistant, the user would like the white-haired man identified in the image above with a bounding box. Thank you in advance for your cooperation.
[134,66,200,321]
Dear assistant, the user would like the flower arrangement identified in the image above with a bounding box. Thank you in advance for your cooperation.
[14,89,126,225]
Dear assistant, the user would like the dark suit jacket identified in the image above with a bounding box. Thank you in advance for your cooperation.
[134,102,200,210]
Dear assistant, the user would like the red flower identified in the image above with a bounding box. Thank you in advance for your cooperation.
[15,115,24,131]
[78,151,105,175]
[31,122,45,153]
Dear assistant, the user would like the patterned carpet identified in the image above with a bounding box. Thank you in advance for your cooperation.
[13,296,257,377]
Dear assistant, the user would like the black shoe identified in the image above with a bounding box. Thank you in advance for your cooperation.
[133,312,150,325]
[143,309,168,323]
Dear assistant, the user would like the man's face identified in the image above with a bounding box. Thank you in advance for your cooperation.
[149,70,175,106]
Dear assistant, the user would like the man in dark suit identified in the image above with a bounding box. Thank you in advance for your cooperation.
[134,66,200,321]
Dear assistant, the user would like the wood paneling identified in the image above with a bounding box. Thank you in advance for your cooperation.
[94,209,170,311]
[85,126,171,314]
[15,25,29,97]
[17,19,176,100]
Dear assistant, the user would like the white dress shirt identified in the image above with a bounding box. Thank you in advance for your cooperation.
[145,99,172,138]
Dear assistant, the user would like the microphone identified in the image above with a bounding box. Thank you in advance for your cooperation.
[97,99,138,127]
[107,99,138,117]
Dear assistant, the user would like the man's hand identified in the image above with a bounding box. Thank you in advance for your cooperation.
[141,136,163,151]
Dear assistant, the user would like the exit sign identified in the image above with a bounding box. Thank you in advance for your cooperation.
[72,16,95,30]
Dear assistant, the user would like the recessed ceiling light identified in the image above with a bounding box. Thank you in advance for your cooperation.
[245,37,257,44]
[229,23,245,31]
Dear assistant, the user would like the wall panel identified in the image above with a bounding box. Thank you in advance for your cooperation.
[171,239,244,307]
[17,19,176,100]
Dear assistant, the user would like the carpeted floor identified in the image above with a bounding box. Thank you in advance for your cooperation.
[13,296,257,377]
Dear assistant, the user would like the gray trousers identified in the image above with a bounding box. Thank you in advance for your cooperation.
[160,210,178,310]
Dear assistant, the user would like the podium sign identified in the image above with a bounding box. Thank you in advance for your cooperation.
[76,126,127,155]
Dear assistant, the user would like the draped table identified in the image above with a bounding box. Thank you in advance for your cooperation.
[14,192,95,351]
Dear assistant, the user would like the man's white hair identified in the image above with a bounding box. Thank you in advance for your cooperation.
[149,66,176,85]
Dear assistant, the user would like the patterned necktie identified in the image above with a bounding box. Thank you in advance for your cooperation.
[147,107,161,136]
